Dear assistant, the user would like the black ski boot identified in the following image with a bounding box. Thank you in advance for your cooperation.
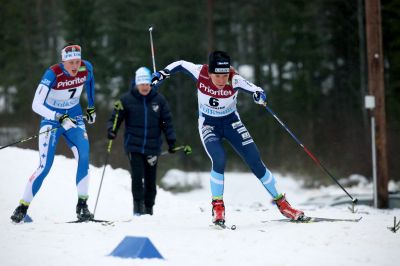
[11,203,29,223]
[76,198,94,221]
[145,205,153,215]
[133,200,145,216]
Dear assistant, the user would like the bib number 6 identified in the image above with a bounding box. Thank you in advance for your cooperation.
[209,97,219,107]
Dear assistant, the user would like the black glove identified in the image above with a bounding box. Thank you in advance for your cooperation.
[57,114,77,131]
[167,140,176,153]
[107,130,117,140]
[86,107,96,124]
[151,69,170,86]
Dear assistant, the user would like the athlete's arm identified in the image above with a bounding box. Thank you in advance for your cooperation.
[31,70,57,120]
[232,74,264,95]
[164,60,202,82]
[83,60,95,107]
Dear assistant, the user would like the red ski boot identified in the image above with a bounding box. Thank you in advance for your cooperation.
[274,194,304,221]
[212,199,225,225]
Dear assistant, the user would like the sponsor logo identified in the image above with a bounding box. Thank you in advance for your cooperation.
[152,103,160,112]
[42,79,51,86]
[231,121,242,129]
[199,82,233,97]
[214,68,229,73]
[237,127,247,133]
[199,104,235,116]
[242,139,254,146]
[217,61,229,65]
[241,132,251,140]
[78,66,86,72]
[202,125,214,133]
[50,98,79,108]
[57,76,87,88]
[64,51,81,59]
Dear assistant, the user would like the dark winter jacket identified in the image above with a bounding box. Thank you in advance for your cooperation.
[107,87,176,155]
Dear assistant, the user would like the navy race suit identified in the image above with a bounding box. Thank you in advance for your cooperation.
[20,60,95,204]
[159,60,279,199]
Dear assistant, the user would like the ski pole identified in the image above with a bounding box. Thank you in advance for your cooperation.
[93,103,122,217]
[0,126,60,150]
[264,104,358,204]
[148,25,157,73]
[160,145,192,156]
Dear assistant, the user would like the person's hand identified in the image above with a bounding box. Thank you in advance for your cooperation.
[253,91,267,106]
[151,69,170,86]
[86,107,96,124]
[168,142,176,153]
[58,114,77,131]
[107,130,117,140]
[183,145,192,155]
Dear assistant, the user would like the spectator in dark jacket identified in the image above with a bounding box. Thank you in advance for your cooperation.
[107,66,176,216]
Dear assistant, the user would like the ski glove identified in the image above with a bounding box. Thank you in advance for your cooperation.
[86,107,96,124]
[58,114,77,131]
[167,139,176,153]
[107,130,117,140]
[253,91,267,106]
[151,69,170,86]
[183,145,192,155]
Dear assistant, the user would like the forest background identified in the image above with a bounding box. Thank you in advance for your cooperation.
[1,0,398,185]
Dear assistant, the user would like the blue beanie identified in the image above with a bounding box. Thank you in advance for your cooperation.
[135,67,152,85]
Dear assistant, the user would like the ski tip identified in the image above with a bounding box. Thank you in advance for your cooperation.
[210,222,236,230]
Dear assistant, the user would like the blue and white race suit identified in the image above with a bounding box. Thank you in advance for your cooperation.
[20,60,95,204]
[161,61,279,199]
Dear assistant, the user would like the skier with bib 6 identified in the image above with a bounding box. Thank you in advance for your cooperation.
[151,51,305,225]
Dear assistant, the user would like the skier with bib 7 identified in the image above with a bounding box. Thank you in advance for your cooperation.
[151,51,305,225]
[10,44,96,223]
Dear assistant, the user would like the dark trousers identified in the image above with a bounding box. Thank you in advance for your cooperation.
[128,152,157,208]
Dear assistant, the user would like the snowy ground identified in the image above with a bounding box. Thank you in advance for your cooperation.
[1,147,399,266]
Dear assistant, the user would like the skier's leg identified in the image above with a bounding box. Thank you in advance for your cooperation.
[21,122,60,203]
[198,118,225,199]
[11,122,60,222]
[224,119,280,197]
[144,155,158,215]
[63,123,90,199]
[65,135,78,161]
[63,121,94,220]
[128,152,145,215]
[198,117,226,224]
[226,119,305,220]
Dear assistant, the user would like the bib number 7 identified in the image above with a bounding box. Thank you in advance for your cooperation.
[68,88,77,99]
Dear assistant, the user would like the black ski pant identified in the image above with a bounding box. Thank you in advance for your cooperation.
[128,152,157,208]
